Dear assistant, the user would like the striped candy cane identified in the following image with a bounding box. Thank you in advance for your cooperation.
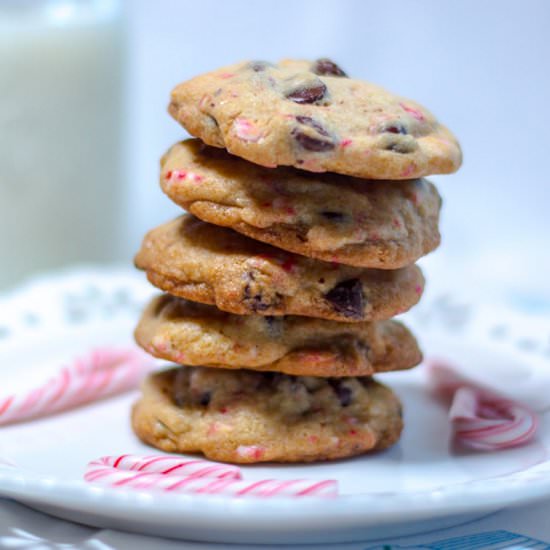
[84,454,338,498]
[89,454,241,480]
[85,467,337,498]
[428,360,539,451]
[0,347,155,425]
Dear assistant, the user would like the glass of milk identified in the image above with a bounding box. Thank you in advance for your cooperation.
[0,0,126,290]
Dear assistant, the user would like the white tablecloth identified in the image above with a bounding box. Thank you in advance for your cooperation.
[1,497,549,549]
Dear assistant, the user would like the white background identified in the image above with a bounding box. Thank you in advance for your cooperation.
[123,0,550,305]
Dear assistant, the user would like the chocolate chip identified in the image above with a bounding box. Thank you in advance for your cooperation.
[286,82,327,104]
[243,283,270,311]
[329,380,353,407]
[199,392,211,406]
[295,116,330,136]
[292,116,335,152]
[312,58,347,77]
[320,211,347,222]
[248,60,272,72]
[243,271,282,313]
[293,131,335,152]
[324,279,365,319]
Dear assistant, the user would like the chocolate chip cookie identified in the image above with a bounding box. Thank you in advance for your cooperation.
[168,58,462,180]
[135,294,422,377]
[160,139,442,268]
[134,215,425,322]
[132,366,403,463]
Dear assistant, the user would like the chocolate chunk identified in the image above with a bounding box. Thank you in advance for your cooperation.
[292,116,335,152]
[243,271,282,312]
[248,60,272,72]
[199,392,211,406]
[286,82,327,104]
[324,279,365,319]
[295,116,330,136]
[320,211,347,222]
[292,131,335,152]
[329,380,353,407]
[312,58,348,77]
[243,283,270,311]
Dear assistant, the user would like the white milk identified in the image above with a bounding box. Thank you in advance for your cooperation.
[0,0,126,290]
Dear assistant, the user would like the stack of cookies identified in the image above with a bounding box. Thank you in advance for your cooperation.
[132,58,461,464]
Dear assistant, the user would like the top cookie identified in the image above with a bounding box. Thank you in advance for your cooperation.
[169,58,462,180]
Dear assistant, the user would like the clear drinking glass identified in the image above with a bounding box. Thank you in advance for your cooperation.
[0,0,126,290]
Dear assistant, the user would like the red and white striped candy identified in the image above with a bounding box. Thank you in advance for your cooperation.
[85,466,337,498]
[89,454,241,479]
[428,360,539,451]
[0,347,154,425]
[84,454,338,498]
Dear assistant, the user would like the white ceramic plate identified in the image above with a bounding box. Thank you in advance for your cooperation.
[0,268,549,544]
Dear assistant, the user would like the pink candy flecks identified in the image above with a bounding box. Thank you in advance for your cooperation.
[340,139,353,148]
[233,118,264,143]
[236,445,266,460]
[165,171,203,183]
[399,102,425,122]
[401,163,416,178]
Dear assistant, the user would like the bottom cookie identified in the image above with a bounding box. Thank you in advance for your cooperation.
[132,366,403,463]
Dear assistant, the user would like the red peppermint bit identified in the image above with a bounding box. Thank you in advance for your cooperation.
[219,72,235,79]
[237,445,266,460]
[309,435,319,443]
[167,170,186,181]
[207,422,218,435]
[301,351,323,363]
[399,102,425,121]
[392,218,402,228]
[340,138,353,148]
[192,174,203,182]
[415,284,423,295]
[285,206,296,215]
[165,171,172,179]
[401,163,416,178]
[219,407,228,414]
[349,430,357,436]
[280,257,295,272]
